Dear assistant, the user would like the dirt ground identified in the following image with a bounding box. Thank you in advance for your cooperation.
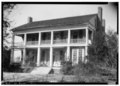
[2,72,117,84]
[2,72,76,83]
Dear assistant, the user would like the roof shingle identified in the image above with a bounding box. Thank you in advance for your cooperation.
[12,14,97,31]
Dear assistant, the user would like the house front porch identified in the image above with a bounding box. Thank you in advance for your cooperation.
[12,46,86,69]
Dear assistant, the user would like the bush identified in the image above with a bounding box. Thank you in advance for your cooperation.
[72,61,108,82]
[2,48,11,72]
[73,61,97,76]
[9,63,23,72]
[61,61,73,75]
[3,48,23,72]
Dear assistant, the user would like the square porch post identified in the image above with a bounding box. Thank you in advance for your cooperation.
[37,32,41,66]
[37,48,40,66]
[68,29,70,44]
[66,29,70,61]
[50,31,53,67]
[50,47,53,67]
[10,33,15,64]
[85,27,88,56]
[22,33,26,65]
[67,46,70,61]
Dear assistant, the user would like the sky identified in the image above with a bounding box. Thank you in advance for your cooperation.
[8,3,117,33]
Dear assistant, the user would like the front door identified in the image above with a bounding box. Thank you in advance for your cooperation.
[53,48,66,67]
[40,48,50,67]
[25,48,37,67]
[72,47,85,65]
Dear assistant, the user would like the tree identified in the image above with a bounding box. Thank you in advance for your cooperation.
[105,30,118,68]
[88,26,109,66]
[3,3,16,49]
[2,3,16,72]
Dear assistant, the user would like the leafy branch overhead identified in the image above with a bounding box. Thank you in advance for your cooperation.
[3,3,16,28]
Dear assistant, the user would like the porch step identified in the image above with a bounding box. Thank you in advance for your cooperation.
[30,67,51,75]
[53,69,62,74]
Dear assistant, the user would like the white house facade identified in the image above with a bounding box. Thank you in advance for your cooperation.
[11,7,105,74]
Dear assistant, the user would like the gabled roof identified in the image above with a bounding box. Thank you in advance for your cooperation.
[12,14,97,31]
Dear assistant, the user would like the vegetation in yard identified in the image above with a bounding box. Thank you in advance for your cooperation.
[2,3,17,72]
[77,28,117,83]
[61,61,73,75]
[2,48,11,72]
[61,27,118,83]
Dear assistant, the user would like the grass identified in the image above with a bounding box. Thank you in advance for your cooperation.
[2,66,117,84]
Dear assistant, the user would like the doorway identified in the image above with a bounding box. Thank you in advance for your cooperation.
[40,48,50,67]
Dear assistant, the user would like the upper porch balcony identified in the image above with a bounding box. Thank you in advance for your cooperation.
[70,29,86,44]
[53,31,68,44]
[41,32,51,44]
[26,33,39,45]
[13,28,92,47]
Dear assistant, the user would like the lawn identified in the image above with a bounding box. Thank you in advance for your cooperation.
[2,70,117,84]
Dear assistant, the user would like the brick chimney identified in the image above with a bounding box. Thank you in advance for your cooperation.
[102,19,105,28]
[102,19,105,32]
[28,17,33,23]
[98,7,102,23]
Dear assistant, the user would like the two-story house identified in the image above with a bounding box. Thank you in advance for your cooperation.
[11,7,105,74]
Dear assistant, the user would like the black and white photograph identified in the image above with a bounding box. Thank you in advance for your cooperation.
[2,2,118,84]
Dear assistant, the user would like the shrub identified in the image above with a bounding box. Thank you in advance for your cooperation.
[9,63,23,72]
[72,61,97,76]
[2,48,11,72]
[72,61,108,82]
[61,61,73,75]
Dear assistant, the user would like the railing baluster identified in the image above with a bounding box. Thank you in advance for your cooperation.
[70,38,86,43]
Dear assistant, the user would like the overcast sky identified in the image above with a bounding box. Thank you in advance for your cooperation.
[8,3,117,33]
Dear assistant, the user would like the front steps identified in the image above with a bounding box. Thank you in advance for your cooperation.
[30,67,52,75]
[23,66,62,75]
[53,69,62,74]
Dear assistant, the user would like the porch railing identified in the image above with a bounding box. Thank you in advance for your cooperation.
[70,38,86,43]
[26,41,38,45]
[53,39,67,44]
[41,40,51,44]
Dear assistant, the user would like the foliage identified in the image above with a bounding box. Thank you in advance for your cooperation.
[105,30,118,68]
[71,60,108,83]
[88,28,118,68]
[8,63,23,72]
[3,3,16,47]
[88,28,109,65]
[2,3,17,72]
[61,61,73,75]
[2,48,23,72]
[72,61,97,76]
[2,48,11,71]
[3,3,16,29]
[73,27,118,82]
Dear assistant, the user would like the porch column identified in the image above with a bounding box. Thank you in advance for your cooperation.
[23,48,26,65]
[22,33,26,65]
[67,46,70,61]
[37,48,40,66]
[50,47,53,67]
[85,28,88,56]
[24,33,27,46]
[10,33,15,64]
[37,32,41,66]
[68,29,70,44]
